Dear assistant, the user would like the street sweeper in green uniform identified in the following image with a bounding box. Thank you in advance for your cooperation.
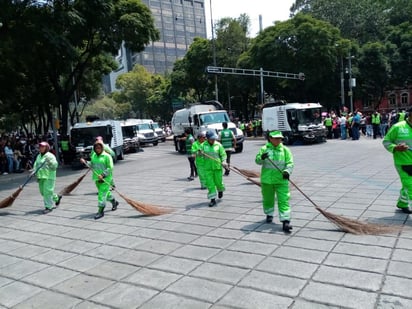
[383,107,412,214]
[255,130,294,233]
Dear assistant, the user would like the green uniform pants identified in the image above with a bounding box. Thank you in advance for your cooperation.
[395,165,412,209]
[205,169,225,199]
[38,179,59,209]
[261,182,291,221]
[196,164,206,188]
[95,180,114,210]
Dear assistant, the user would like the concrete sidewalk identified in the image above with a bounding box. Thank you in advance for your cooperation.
[0,138,411,308]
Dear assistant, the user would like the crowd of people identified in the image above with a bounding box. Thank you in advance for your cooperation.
[322,108,407,140]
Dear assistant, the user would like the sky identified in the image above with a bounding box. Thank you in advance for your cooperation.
[204,0,295,38]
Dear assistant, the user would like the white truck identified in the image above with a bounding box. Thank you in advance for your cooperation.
[262,102,327,145]
[171,101,244,153]
[121,119,158,146]
[141,119,166,143]
[70,119,124,168]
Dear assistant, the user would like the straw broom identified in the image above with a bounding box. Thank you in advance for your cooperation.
[59,169,90,195]
[199,151,261,186]
[231,166,260,178]
[0,161,45,209]
[266,157,402,235]
[83,162,172,216]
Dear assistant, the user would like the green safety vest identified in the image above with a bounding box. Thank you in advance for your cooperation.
[61,140,69,151]
[383,120,412,165]
[324,117,332,126]
[371,114,381,124]
[220,129,234,150]
[185,134,194,155]
[398,112,406,122]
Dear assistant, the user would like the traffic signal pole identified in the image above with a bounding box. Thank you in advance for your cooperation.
[206,66,305,104]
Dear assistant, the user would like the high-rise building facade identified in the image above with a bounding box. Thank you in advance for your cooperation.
[103,0,207,93]
[137,0,207,74]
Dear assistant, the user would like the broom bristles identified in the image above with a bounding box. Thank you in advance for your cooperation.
[246,177,261,187]
[0,187,23,209]
[315,207,402,235]
[59,170,89,195]
[117,191,173,216]
[233,166,260,178]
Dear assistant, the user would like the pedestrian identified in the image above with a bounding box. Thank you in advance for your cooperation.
[33,141,62,214]
[324,114,333,139]
[200,130,227,207]
[255,130,294,233]
[179,128,196,181]
[80,140,119,220]
[351,111,361,140]
[339,114,347,140]
[383,107,412,214]
[371,110,381,139]
[218,122,236,176]
[4,141,14,173]
[191,131,207,189]
[94,136,116,188]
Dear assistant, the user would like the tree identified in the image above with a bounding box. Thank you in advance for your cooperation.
[0,0,159,134]
[248,14,343,108]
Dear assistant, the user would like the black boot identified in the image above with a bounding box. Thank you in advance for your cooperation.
[111,200,119,211]
[208,199,216,207]
[218,191,223,199]
[55,195,62,207]
[94,208,104,220]
[282,220,292,233]
[266,215,273,223]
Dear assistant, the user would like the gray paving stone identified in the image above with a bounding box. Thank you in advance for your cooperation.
[61,239,101,254]
[71,301,111,308]
[86,261,140,281]
[391,248,412,263]
[125,268,181,290]
[166,276,232,303]
[313,265,383,291]
[13,290,82,309]
[377,294,412,308]
[91,282,158,308]
[227,240,278,255]
[241,231,288,244]
[150,256,202,275]
[381,275,412,298]
[111,249,162,266]
[0,254,23,269]
[257,256,318,279]
[58,254,104,272]
[209,250,265,268]
[217,286,293,308]
[0,281,43,307]
[0,240,27,253]
[140,292,211,309]
[9,244,50,258]
[342,234,397,248]
[324,252,388,273]
[206,227,249,239]
[84,244,128,260]
[300,281,377,309]
[23,265,79,288]
[272,246,328,264]
[54,273,114,299]
[239,270,307,297]
[191,236,235,249]
[283,236,337,252]
[31,248,76,264]
[333,242,393,259]
[291,299,341,309]
[387,260,412,278]
[107,235,150,248]
[190,262,249,284]
[0,259,48,280]
[0,276,12,288]
[171,244,220,261]
[137,239,183,254]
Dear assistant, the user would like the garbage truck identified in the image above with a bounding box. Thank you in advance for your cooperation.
[261,102,327,145]
[171,100,244,153]
[70,119,124,168]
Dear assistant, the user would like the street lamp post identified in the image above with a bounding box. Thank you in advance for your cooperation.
[340,55,345,109]
[210,0,218,101]
[347,52,355,113]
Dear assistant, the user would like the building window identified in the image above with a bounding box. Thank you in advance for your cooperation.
[401,92,409,106]
[389,93,396,106]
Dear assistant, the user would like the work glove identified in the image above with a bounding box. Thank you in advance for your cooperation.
[282,171,290,180]
[261,152,269,160]
[222,162,229,170]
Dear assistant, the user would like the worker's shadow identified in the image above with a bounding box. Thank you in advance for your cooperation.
[240,221,280,233]
[185,202,209,210]
[24,209,46,215]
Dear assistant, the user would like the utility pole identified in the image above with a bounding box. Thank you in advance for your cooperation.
[340,55,345,109]
[209,0,218,101]
[347,52,355,113]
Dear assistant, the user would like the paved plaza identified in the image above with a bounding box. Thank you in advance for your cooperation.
[0,137,411,308]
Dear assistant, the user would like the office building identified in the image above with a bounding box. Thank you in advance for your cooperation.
[104,0,207,93]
